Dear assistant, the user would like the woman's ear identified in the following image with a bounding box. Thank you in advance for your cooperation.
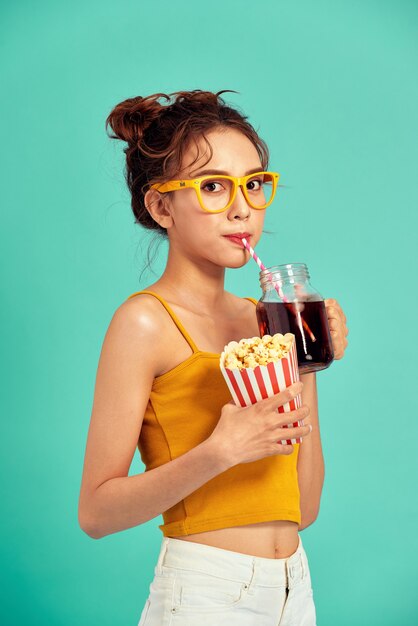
[144,188,174,229]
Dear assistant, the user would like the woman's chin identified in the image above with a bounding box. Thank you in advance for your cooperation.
[224,258,250,269]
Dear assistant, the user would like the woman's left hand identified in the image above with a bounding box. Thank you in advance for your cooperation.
[324,298,349,360]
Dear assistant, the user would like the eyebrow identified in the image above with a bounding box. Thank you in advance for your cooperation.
[189,166,264,178]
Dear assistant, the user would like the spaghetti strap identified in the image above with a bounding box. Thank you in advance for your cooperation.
[126,290,200,354]
[244,296,258,306]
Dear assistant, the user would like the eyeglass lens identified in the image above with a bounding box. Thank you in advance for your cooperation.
[199,173,275,212]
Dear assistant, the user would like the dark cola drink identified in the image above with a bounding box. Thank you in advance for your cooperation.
[256,300,334,374]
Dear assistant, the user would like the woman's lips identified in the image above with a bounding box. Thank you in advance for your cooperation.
[223,235,251,246]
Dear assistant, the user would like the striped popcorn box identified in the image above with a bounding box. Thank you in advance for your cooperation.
[220,333,303,445]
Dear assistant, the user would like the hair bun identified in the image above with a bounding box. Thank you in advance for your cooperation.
[106,93,171,145]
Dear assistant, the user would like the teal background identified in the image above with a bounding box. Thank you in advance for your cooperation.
[1,0,417,624]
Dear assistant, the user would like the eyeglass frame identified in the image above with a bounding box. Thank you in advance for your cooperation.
[150,171,280,214]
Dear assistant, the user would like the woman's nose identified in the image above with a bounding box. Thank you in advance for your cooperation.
[228,185,250,219]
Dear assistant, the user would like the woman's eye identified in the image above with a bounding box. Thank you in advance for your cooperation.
[246,178,263,191]
[202,180,224,193]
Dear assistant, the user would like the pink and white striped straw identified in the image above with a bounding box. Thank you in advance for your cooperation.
[241,238,287,301]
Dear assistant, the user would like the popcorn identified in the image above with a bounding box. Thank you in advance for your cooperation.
[220,333,295,370]
[219,332,303,445]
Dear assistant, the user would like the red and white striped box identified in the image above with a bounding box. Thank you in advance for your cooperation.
[220,335,303,445]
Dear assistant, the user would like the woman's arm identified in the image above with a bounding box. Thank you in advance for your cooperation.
[78,298,230,540]
[297,372,325,530]
[297,299,349,530]
[82,439,227,540]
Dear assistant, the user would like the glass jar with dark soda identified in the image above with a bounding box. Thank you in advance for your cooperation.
[256,263,334,374]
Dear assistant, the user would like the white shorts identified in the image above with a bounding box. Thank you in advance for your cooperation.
[137,532,317,625]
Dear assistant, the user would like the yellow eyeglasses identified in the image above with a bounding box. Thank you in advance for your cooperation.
[150,171,280,213]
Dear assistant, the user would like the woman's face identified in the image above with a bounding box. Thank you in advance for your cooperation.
[150,127,268,270]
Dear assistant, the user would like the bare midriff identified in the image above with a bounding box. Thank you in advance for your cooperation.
[170,519,300,559]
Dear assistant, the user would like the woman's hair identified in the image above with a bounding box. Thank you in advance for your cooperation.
[105,89,270,277]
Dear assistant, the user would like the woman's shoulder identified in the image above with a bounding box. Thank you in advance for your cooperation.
[95,292,167,384]
[118,289,168,329]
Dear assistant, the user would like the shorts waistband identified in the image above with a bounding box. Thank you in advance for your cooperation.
[155,534,307,589]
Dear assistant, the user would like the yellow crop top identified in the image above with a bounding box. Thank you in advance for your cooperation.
[126,289,301,536]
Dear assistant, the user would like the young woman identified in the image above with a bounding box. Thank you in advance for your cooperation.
[78,90,348,626]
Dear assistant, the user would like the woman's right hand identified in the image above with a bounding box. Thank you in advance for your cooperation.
[208,381,312,468]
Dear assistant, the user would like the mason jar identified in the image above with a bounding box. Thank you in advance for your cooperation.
[256,262,334,374]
